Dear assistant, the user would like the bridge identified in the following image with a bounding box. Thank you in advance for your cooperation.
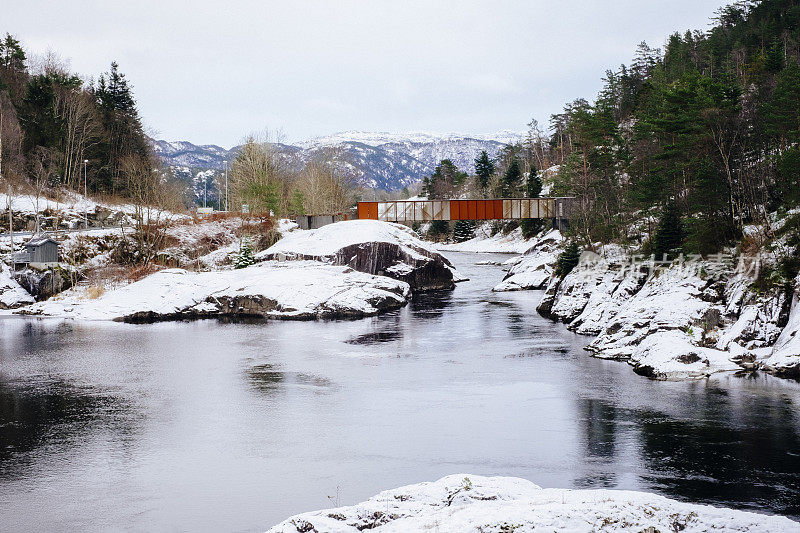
[357,197,574,223]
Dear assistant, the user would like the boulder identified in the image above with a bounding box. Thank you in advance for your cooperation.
[257,220,461,291]
[13,265,77,301]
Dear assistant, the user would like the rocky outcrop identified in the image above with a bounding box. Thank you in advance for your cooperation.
[492,230,562,292]
[761,274,800,378]
[0,263,35,309]
[13,265,78,301]
[257,220,462,291]
[18,262,411,322]
[266,474,797,532]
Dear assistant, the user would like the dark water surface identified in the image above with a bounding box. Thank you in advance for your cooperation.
[1,253,799,532]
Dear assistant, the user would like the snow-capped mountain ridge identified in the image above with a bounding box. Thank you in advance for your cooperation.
[153,130,524,191]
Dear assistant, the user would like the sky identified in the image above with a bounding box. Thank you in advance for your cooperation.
[7,0,725,147]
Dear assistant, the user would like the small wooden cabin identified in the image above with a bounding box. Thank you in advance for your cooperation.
[15,237,59,267]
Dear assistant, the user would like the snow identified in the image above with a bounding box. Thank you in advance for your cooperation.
[258,220,431,262]
[296,130,525,149]
[588,265,719,361]
[266,474,798,533]
[762,274,800,376]
[630,330,741,380]
[492,229,562,291]
[17,261,410,321]
[0,262,34,309]
[437,224,537,254]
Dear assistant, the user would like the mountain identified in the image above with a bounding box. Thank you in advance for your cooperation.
[152,131,524,191]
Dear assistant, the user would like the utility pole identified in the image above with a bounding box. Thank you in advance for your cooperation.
[204,175,207,208]
[83,159,88,229]
[223,159,228,212]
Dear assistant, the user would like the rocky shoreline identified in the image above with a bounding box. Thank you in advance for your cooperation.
[490,230,800,380]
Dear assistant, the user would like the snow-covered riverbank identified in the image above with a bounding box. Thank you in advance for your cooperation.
[8,220,460,322]
[18,261,410,321]
[267,474,799,532]
[478,225,800,381]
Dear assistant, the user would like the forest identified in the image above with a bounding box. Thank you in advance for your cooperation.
[0,38,151,198]
[421,0,800,283]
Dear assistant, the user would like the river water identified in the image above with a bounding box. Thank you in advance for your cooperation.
[1,252,799,531]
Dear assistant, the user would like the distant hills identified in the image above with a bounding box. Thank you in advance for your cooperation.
[152,130,524,193]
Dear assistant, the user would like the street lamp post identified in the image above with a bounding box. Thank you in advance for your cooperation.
[83,159,88,229]
[223,160,228,212]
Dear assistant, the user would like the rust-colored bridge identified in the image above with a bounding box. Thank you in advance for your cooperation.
[357,198,574,222]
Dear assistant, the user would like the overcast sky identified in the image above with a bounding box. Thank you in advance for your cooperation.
[8,0,724,147]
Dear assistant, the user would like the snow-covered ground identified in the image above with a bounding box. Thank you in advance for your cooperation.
[17,261,410,321]
[267,474,798,532]
[436,224,537,254]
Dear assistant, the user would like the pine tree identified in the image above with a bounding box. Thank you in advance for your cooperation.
[233,237,255,269]
[653,199,683,259]
[474,150,495,191]
[502,158,522,197]
[556,241,581,277]
[453,220,476,242]
[526,165,542,198]
[427,220,450,241]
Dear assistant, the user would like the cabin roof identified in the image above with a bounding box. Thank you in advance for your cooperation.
[25,237,59,247]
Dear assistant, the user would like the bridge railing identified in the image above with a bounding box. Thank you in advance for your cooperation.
[357,198,574,222]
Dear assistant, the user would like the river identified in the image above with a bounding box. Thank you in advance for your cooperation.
[1,252,799,531]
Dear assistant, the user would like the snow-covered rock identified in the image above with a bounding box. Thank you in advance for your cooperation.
[492,229,562,291]
[762,274,800,378]
[629,330,741,380]
[588,265,722,361]
[257,220,461,291]
[0,263,34,309]
[17,261,410,322]
[266,474,798,533]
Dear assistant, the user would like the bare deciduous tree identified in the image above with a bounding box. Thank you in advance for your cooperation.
[122,154,183,265]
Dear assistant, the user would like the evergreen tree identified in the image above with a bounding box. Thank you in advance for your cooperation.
[233,237,255,269]
[653,199,683,259]
[556,241,581,277]
[526,165,542,198]
[427,220,450,241]
[502,158,522,197]
[474,150,494,191]
[423,159,467,199]
[453,219,476,242]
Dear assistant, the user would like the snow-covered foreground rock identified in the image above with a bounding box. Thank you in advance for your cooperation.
[267,475,798,533]
[0,263,35,309]
[17,261,409,321]
[258,220,462,291]
[492,229,562,292]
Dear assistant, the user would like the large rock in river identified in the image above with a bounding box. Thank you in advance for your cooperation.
[256,220,461,291]
[17,261,411,322]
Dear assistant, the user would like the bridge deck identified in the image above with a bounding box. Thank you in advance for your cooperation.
[357,198,573,222]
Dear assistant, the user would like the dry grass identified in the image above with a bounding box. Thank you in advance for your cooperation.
[86,285,106,299]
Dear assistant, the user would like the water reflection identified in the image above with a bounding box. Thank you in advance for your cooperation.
[0,378,134,473]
